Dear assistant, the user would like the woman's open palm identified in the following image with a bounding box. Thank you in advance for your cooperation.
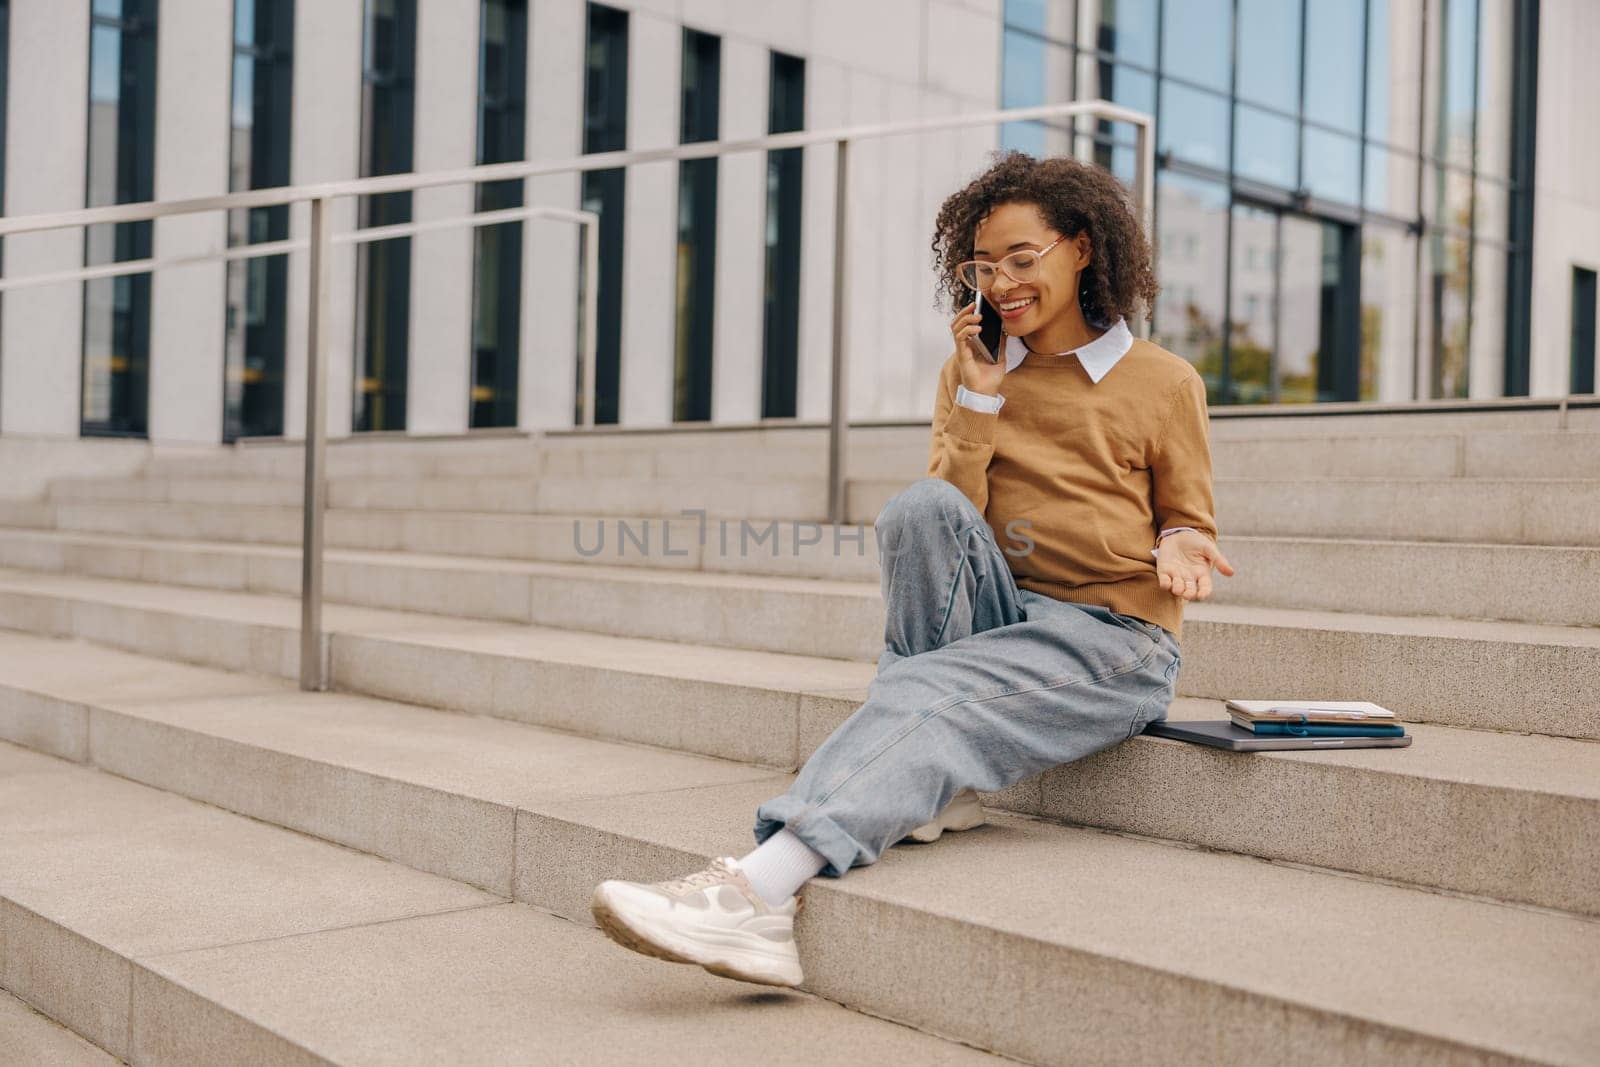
[1155,531,1235,602]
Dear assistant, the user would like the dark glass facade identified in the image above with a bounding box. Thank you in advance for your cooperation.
[82,0,158,436]
[469,0,528,429]
[1001,0,1537,406]
[223,0,293,441]
[353,0,416,432]
[1574,268,1597,395]
[581,3,627,425]
[673,28,719,422]
[761,51,804,420]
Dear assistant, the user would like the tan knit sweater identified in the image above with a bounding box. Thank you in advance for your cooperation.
[926,336,1218,642]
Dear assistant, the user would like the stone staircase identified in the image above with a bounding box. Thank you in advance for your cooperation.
[0,409,1597,1065]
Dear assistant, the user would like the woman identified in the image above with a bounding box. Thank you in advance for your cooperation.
[590,151,1235,988]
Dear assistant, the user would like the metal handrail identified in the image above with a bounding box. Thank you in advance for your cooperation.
[0,98,1154,690]
[0,101,1153,237]
[0,203,597,287]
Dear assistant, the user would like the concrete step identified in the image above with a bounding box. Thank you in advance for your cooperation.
[1,566,1597,741]
[0,989,120,1066]
[21,500,883,579]
[537,427,1600,482]
[0,743,985,1066]
[17,485,1600,610]
[0,527,884,657]
[1214,429,1600,480]
[2,629,1596,917]
[44,472,831,521]
[0,499,54,528]
[140,432,545,480]
[46,474,544,512]
[1208,534,1600,626]
[1,525,1598,647]
[2,713,1597,1064]
[113,422,1600,491]
[1205,403,1600,437]
[848,476,1600,540]
[25,464,1600,545]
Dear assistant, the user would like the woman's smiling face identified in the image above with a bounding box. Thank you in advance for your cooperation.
[971,201,1090,336]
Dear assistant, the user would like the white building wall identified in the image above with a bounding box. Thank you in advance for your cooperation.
[521,0,585,430]
[708,37,768,424]
[284,0,363,441]
[407,0,478,434]
[148,0,231,444]
[617,10,681,426]
[1529,0,1600,395]
[0,3,89,437]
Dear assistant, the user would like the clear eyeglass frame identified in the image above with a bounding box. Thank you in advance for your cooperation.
[957,234,1067,291]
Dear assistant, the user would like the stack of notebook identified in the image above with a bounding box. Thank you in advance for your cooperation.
[1225,699,1407,738]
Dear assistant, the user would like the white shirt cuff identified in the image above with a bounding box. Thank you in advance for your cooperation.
[954,384,1004,413]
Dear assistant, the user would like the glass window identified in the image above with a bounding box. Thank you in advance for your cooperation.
[581,3,628,426]
[1227,202,1275,404]
[1364,142,1418,218]
[1424,162,1473,233]
[1472,174,1509,243]
[1159,83,1228,170]
[1475,0,1513,181]
[1003,0,1049,35]
[1303,128,1360,204]
[1152,172,1228,396]
[762,52,804,419]
[1366,0,1422,152]
[1359,225,1417,401]
[1274,213,1339,405]
[674,29,719,422]
[1001,28,1075,157]
[1093,0,1157,66]
[1304,0,1363,133]
[82,0,157,437]
[1234,104,1297,188]
[1427,0,1478,170]
[1469,239,1506,397]
[1000,26,1046,154]
[223,0,293,442]
[1091,62,1153,185]
[1574,267,1598,394]
[1421,230,1471,398]
[1161,0,1230,93]
[469,0,528,430]
[353,0,416,432]
[1235,0,1299,110]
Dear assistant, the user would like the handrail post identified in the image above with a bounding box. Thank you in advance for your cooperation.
[582,217,599,428]
[300,196,331,691]
[826,139,851,526]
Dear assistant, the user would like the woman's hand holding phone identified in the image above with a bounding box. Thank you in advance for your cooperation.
[950,298,1006,396]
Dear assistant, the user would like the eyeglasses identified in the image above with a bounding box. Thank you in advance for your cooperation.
[956,235,1067,291]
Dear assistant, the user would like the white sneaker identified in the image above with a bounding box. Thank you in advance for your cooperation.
[590,856,805,988]
[902,786,988,844]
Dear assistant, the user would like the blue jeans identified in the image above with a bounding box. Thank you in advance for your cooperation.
[752,477,1181,879]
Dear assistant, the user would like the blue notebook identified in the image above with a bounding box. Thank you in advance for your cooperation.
[1247,722,1406,737]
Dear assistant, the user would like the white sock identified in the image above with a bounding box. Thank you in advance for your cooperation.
[736,828,829,906]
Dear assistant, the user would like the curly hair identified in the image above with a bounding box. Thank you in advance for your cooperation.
[930,150,1159,326]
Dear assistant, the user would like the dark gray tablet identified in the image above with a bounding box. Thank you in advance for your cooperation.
[1142,719,1413,751]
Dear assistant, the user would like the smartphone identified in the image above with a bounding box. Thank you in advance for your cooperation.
[967,291,1004,365]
